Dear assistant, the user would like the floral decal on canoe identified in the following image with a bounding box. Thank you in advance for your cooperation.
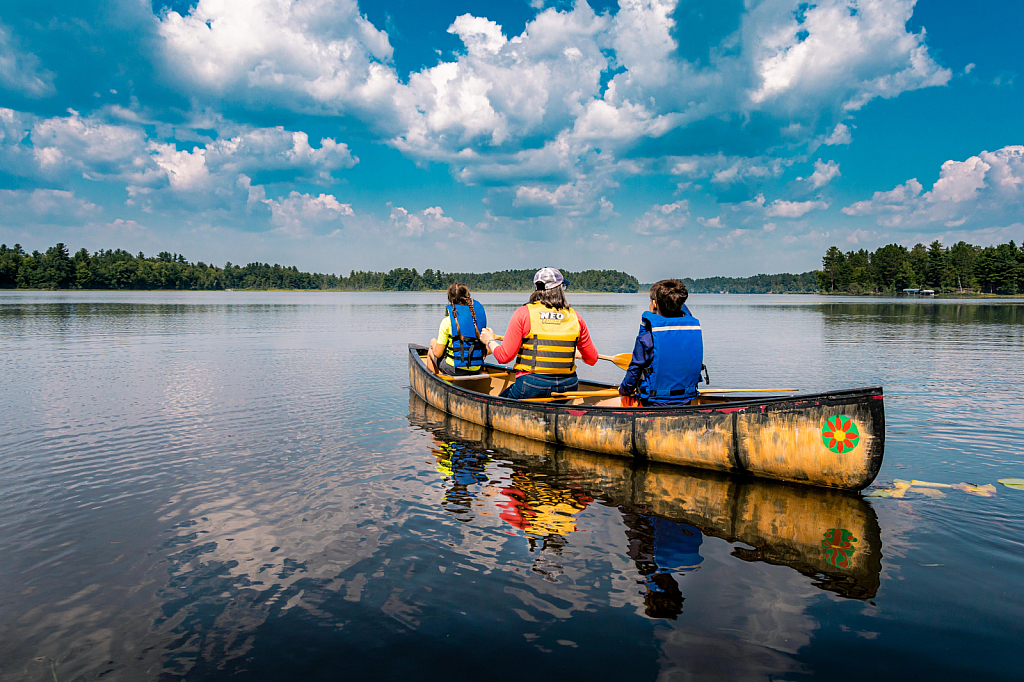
[821,415,860,453]
[821,528,858,568]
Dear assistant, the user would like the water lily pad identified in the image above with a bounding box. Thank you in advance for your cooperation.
[953,483,997,497]
[998,478,1024,491]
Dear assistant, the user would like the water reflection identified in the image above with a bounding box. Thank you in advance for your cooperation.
[623,513,702,619]
[410,392,882,601]
[815,301,1024,325]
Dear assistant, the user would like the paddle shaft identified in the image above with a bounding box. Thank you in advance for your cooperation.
[520,387,797,402]
[489,338,794,394]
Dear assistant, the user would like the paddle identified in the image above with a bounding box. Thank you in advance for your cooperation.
[519,387,799,402]
[599,353,632,370]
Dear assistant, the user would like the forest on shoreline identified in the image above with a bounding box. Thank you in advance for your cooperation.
[0,243,639,293]
[817,240,1024,295]
[3,238,1021,295]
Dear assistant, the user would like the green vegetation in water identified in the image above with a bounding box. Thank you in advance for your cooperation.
[0,243,640,293]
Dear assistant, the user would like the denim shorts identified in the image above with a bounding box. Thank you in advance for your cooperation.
[500,373,579,400]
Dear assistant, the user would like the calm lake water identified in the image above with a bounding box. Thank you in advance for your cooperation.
[1,291,1022,681]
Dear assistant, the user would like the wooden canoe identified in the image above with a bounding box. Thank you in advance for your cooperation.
[409,393,882,600]
[408,344,885,491]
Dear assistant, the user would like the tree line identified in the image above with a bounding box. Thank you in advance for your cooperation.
[682,271,819,294]
[817,240,1024,294]
[0,243,640,293]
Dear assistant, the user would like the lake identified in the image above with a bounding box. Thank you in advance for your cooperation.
[1,291,1022,681]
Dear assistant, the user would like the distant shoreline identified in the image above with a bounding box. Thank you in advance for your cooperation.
[4,288,1023,299]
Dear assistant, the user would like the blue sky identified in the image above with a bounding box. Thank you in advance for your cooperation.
[1,0,1021,279]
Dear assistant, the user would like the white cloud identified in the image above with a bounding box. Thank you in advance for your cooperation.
[630,200,690,235]
[389,205,463,237]
[0,189,101,222]
[0,22,55,98]
[842,178,923,216]
[149,143,210,190]
[29,109,149,181]
[448,15,507,57]
[805,159,840,189]
[822,123,852,145]
[699,215,725,229]
[203,128,357,182]
[765,199,829,218]
[840,145,1024,228]
[157,0,399,120]
[154,0,952,203]
[265,192,354,237]
[668,154,788,187]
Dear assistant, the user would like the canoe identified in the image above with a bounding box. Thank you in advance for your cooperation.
[409,393,882,600]
[408,344,885,491]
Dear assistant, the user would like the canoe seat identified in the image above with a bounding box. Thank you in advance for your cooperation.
[439,373,492,382]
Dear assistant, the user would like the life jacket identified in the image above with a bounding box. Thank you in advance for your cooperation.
[445,300,487,368]
[638,307,703,404]
[513,303,580,375]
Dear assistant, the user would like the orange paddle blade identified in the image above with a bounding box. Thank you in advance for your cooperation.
[598,353,632,370]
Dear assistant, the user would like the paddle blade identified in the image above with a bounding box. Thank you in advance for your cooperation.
[598,353,632,370]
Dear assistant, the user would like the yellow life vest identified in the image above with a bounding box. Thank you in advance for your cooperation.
[513,303,580,375]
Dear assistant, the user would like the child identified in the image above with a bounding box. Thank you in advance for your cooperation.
[428,282,488,376]
[619,279,703,407]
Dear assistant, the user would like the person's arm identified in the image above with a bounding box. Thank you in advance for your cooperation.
[480,307,529,364]
[575,317,598,366]
[619,330,653,395]
[430,317,451,359]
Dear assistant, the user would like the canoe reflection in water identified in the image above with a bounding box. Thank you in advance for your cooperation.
[411,392,882,605]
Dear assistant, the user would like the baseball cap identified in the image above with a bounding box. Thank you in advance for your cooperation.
[533,267,570,290]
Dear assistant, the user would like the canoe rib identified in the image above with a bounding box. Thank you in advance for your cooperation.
[408,344,884,490]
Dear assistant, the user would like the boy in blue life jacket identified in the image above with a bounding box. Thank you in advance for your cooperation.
[427,282,489,376]
[619,279,704,407]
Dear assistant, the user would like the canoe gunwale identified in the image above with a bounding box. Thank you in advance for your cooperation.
[409,343,883,414]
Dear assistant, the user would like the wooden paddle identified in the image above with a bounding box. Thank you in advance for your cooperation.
[520,387,798,402]
[698,388,797,393]
[599,353,632,370]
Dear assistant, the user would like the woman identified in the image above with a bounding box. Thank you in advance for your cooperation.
[479,267,598,399]
[428,282,488,376]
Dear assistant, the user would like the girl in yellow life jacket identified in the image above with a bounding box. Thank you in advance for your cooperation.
[427,282,489,376]
[479,268,599,400]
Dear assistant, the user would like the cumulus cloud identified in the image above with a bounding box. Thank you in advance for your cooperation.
[2,108,357,191]
[157,0,399,120]
[804,159,840,189]
[630,200,690,235]
[765,199,829,218]
[822,123,852,145]
[389,205,463,237]
[840,145,1024,228]
[151,0,952,209]
[178,128,358,184]
[27,109,150,181]
[0,22,55,98]
[265,192,354,237]
[667,154,788,187]
[0,189,101,223]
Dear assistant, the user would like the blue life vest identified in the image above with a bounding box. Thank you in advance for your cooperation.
[445,301,487,368]
[638,308,703,404]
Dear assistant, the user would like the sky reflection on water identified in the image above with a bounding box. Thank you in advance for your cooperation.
[1,292,1022,681]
